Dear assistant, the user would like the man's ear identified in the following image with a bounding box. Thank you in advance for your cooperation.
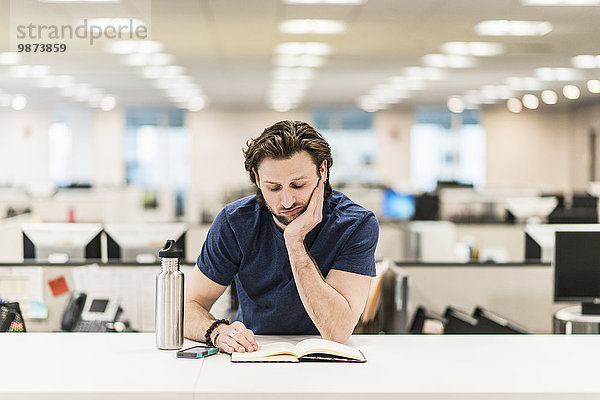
[319,160,328,181]
[252,168,260,189]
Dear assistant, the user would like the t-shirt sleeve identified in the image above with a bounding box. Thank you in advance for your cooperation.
[196,208,241,286]
[330,212,379,277]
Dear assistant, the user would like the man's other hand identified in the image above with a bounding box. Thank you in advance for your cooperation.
[214,321,258,354]
[283,161,327,242]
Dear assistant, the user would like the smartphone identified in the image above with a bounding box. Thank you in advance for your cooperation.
[176,345,219,359]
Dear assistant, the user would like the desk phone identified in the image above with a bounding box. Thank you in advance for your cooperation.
[62,292,122,332]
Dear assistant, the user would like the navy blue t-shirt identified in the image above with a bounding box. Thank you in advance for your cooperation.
[197,190,379,335]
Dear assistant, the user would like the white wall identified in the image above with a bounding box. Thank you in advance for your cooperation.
[373,108,413,189]
[570,102,600,191]
[0,106,125,190]
[482,106,571,192]
[0,108,52,187]
[53,104,95,185]
[92,108,126,187]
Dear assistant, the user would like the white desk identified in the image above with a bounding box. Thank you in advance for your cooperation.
[0,333,201,399]
[3,333,600,399]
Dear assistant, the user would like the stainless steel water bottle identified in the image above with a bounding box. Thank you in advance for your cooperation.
[155,239,184,350]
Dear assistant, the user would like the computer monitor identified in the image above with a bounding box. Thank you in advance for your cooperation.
[572,193,598,209]
[525,224,600,263]
[381,189,415,220]
[548,193,598,224]
[22,223,102,262]
[554,231,600,315]
[104,223,187,263]
[412,193,439,221]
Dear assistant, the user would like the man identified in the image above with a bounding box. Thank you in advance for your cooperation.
[184,120,379,354]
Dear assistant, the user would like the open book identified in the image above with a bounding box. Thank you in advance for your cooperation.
[230,338,366,363]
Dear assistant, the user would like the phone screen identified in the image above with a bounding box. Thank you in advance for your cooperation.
[176,345,219,359]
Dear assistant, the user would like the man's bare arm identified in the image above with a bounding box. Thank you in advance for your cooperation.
[285,240,371,343]
[184,267,257,353]
[282,161,372,343]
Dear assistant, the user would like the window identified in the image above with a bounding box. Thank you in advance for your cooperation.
[48,105,95,188]
[124,108,189,216]
[410,107,485,192]
[48,122,73,187]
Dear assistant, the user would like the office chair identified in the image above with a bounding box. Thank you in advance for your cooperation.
[443,306,479,334]
[472,306,529,334]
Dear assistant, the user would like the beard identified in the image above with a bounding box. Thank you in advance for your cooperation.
[266,202,307,226]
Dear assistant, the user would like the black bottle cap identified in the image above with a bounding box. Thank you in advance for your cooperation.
[159,239,183,259]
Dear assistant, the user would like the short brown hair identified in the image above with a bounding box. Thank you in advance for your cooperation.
[243,120,333,208]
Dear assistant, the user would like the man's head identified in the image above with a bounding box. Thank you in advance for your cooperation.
[243,120,333,226]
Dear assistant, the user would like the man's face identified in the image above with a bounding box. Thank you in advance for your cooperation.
[255,150,321,228]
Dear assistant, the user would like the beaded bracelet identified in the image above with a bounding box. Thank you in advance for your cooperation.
[205,318,229,347]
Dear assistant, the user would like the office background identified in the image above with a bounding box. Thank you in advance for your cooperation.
[1,0,600,336]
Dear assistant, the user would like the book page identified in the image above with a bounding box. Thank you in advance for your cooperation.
[231,342,298,362]
[295,338,365,360]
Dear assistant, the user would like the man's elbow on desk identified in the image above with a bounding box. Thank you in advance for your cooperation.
[320,322,356,344]
[322,332,352,344]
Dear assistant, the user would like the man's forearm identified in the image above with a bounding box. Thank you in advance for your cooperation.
[285,240,357,343]
[183,300,217,342]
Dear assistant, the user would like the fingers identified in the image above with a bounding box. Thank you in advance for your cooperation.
[311,173,325,217]
[218,340,236,354]
[220,335,248,354]
[216,322,258,354]
[231,321,258,349]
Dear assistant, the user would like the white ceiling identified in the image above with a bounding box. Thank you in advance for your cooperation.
[1,0,600,111]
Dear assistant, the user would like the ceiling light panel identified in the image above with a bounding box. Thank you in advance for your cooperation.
[480,85,513,100]
[507,98,523,113]
[10,65,51,78]
[535,67,584,81]
[106,40,164,54]
[563,84,580,99]
[272,67,317,80]
[541,89,558,104]
[273,55,327,67]
[441,42,505,56]
[522,94,540,109]
[422,54,477,68]
[588,80,600,93]
[388,77,426,90]
[121,53,174,66]
[572,55,600,68]
[447,97,465,113]
[279,19,347,34]
[403,67,446,80]
[274,42,332,56]
[475,20,553,36]
[0,52,22,65]
[506,76,542,91]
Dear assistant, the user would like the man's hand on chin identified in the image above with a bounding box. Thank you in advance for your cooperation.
[283,175,325,244]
